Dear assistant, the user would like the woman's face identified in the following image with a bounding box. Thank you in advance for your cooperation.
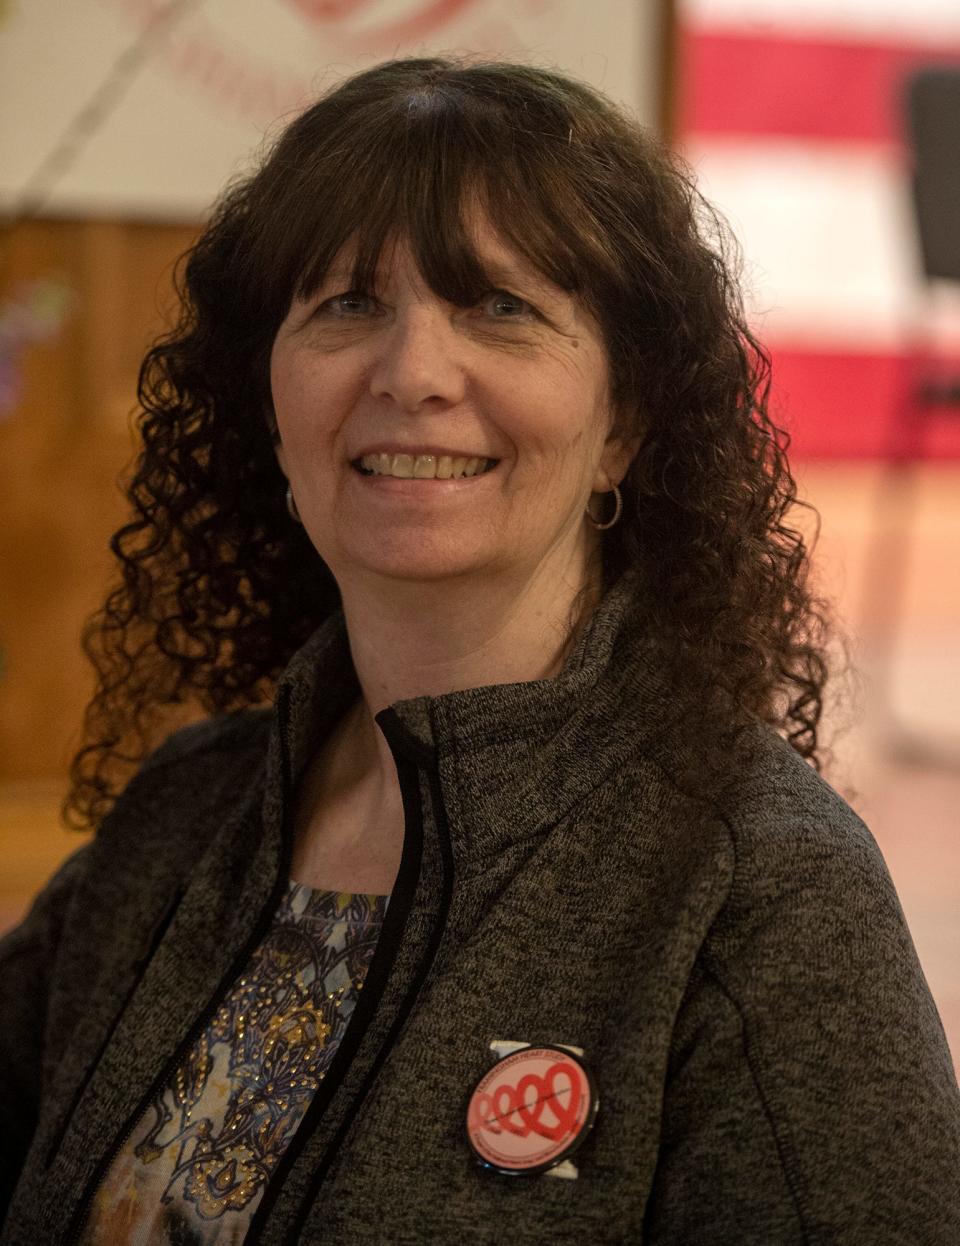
[269,217,637,592]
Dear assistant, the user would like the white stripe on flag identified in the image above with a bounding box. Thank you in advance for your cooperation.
[683,0,960,42]
[681,139,960,350]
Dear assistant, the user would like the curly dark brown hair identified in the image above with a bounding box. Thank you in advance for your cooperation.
[66,54,833,830]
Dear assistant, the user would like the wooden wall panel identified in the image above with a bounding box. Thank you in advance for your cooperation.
[0,219,199,786]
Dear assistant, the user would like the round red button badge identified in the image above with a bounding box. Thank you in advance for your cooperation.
[465,1044,599,1176]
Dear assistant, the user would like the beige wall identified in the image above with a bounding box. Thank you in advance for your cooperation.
[1,1,666,219]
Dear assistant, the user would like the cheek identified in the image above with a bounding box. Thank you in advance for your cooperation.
[534,349,609,447]
[270,347,334,448]
[522,386,608,468]
[508,419,602,510]
[269,342,299,424]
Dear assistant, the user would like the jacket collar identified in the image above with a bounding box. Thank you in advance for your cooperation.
[275,568,659,742]
[269,569,680,871]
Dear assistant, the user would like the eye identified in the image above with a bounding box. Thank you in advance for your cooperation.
[318,290,377,318]
[482,289,536,320]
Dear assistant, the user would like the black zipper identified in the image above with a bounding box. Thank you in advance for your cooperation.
[245,706,454,1243]
[279,729,456,1243]
[59,695,292,1246]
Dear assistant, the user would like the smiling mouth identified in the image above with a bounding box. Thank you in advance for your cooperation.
[352,453,499,479]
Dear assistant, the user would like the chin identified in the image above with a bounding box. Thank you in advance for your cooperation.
[364,557,490,584]
[331,538,494,585]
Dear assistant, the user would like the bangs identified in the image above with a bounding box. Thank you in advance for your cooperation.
[264,74,619,321]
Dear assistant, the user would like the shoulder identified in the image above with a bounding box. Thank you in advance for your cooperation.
[688,727,930,1038]
[92,706,273,859]
[137,706,273,776]
[125,705,273,798]
[622,718,896,954]
[635,711,878,879]
[715,726,888,907]
[614,714,875,878]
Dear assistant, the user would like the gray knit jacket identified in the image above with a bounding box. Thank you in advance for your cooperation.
[2,572,959,1244]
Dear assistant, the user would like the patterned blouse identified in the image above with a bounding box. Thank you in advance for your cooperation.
[80,879,389,1245]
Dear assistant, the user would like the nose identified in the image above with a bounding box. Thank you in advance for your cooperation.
[368,304,467,413]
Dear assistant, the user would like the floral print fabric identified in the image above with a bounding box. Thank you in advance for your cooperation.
[81,879,388,1245]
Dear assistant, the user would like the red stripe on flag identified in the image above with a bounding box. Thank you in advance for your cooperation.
[680,26,960,144]
[769,347,960,459]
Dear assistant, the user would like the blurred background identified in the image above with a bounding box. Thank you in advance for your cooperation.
[1,0,958,1068]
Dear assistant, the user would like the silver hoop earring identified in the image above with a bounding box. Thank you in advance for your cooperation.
[586,483,622,531]
[285,483,301,524]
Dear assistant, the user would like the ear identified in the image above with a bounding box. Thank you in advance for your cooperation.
[595,430,643,492]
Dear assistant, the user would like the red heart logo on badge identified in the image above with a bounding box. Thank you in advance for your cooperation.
[472,1059,583,1140]
[466,1045,599,1175]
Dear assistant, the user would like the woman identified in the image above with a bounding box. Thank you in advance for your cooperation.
[2,56,958,1245]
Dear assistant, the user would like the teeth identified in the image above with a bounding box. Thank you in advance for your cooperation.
[358,453,494,479]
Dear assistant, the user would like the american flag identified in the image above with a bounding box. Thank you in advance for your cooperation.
[677,0,960,458]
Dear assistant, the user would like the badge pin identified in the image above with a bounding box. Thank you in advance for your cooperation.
[466,1040,599,1180]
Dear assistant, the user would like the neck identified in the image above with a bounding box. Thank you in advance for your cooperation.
[332,540,604,789]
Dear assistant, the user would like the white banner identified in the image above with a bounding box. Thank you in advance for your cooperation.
[0,0,660,220]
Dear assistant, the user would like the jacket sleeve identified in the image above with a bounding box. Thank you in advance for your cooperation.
[643,807,960,1245]
[0,842,94,1222]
